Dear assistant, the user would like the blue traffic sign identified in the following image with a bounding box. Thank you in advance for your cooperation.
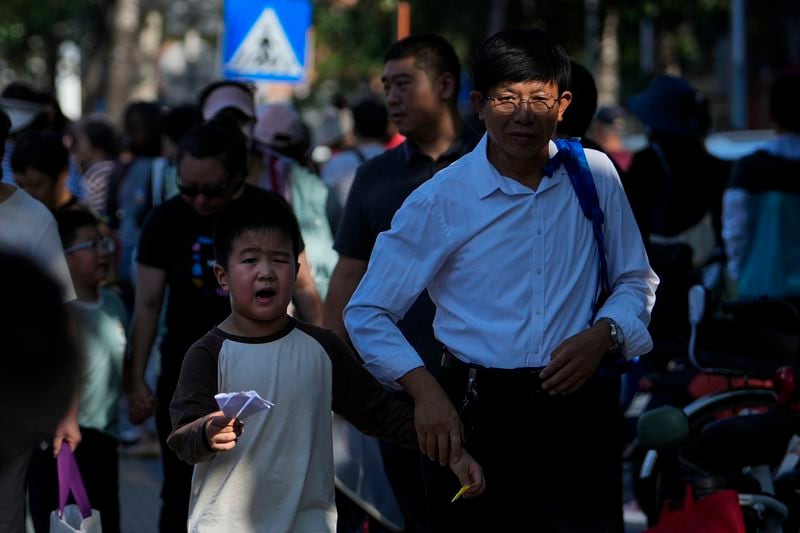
[222,0,311,82]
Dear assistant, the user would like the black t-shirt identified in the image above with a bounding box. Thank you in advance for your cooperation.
[623,135,729,246]
[334,128,480,370]
[137,185,300,383]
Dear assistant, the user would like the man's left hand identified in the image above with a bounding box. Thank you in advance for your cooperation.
[540,322,612,395]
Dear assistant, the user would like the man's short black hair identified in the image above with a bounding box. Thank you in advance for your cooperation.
[11,130,68,181]
[74,117,120,157]
[472,29,571,96]
[55,208,101,248]
[770,71,800,133]
[213,192,302,270]
[557,61,598,138]
[353,98,388,140]
[177,120,248,185]
[384,33,461,101]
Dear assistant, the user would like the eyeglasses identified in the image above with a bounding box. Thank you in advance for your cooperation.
[177,181,230,198]
[64,236,116,255]
[485,95,562,115]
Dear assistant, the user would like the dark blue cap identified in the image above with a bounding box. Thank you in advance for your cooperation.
[627,75,703,137]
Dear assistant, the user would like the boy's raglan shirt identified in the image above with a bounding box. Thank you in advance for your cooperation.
[167,319,417,533]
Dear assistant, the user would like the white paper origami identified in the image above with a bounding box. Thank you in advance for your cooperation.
[214,390,275,420]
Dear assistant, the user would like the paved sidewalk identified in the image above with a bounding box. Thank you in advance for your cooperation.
[119,455,161,533]
[117,453,648,532]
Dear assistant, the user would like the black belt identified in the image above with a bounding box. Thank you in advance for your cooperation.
[440,349,548,394]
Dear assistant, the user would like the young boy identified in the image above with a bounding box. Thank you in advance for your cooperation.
[168,193,484,532]
[27,208,127,533]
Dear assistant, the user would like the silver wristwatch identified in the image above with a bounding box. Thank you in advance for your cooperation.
[599,317,624,350]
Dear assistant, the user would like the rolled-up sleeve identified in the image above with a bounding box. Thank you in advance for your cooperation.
[594,156,659,358]
[344,189,453,383]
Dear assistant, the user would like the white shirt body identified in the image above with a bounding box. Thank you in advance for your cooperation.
[345,134,658,383]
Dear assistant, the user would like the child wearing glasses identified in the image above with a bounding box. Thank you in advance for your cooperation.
[167,194,484,532]
[27,208,127,533]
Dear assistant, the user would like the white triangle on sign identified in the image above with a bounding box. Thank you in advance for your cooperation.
[227,8,303,77]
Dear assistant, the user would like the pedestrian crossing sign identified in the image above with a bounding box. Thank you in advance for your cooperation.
[222,0,311,82]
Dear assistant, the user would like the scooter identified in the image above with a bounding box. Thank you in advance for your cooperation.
[635,286,800,531]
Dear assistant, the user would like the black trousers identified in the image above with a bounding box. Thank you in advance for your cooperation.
[156,375,194,533]
[28,428,120,533]
[428,360,625,533]
[0,446,32,533]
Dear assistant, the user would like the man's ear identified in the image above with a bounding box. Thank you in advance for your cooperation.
[556,91,573,123]
[469,90,486,120]
[213,263,229,291]
[437,72,457,102]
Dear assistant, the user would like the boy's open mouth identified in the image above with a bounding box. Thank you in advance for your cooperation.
[255,288,276,303]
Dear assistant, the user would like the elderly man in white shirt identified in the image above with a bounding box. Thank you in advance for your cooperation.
[345,29,657,532]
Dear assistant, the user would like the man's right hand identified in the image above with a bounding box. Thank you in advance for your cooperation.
[399,367,464,465]
[128,379,157,424]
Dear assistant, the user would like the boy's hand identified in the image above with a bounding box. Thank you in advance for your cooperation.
[448,449,486,499]
[205,410,243,452]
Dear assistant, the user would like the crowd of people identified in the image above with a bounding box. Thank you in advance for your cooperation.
[1,25,798,533]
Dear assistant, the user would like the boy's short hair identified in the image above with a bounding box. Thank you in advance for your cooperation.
[384,34,461,102]
[11,130,68,181]
[471,29,571,96]
[55,208,101,248]
[177,120,248,185]
[213,193,302,270]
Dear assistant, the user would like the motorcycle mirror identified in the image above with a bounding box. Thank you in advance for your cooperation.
[688,284,706,326]
[637,406,689,449]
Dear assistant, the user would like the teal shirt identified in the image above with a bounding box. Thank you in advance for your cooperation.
[71,289,127,438]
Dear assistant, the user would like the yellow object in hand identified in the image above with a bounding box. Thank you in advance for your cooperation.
[451,483,475,503]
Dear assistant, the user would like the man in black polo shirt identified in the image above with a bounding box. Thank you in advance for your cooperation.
[323,33,479,532]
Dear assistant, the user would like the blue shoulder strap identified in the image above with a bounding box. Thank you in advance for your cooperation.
[544,138,610,321]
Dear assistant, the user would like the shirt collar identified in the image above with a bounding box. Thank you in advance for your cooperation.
[475,136,565,199]
[402,122,481,164]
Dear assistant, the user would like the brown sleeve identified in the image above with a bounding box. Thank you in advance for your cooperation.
[297,323,418,450]
[167,332,223,464]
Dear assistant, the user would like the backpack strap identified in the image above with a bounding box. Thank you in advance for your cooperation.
[544,139,633,377]
[545,138,610,321]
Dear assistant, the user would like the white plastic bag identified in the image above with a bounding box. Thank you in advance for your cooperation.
[48,446,102,532]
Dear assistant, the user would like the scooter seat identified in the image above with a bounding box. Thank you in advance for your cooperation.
[699,410,793,469]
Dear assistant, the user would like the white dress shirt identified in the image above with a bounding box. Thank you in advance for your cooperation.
[345,134,658,384]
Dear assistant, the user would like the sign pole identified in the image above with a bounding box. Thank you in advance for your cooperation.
[397,1,410,40]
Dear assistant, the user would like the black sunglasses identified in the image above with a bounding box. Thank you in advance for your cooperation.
[178,183,230,198]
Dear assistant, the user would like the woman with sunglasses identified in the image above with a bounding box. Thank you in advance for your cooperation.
[125,120,322,533]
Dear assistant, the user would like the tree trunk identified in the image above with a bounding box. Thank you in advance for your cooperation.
[106,0,141,122]
[596,7,620,105]
[82,0,114,115]
[486,0,509,38]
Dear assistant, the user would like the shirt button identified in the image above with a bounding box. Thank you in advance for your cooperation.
[536,310,541,316]
[537,229,542,235]
[536,268,542,274]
